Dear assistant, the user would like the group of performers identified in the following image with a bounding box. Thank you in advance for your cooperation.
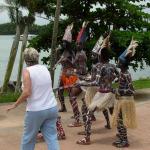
[44,22,138,148]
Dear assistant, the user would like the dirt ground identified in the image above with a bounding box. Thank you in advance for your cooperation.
[0,88,150,150]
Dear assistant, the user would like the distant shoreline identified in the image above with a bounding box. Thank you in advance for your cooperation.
[0,35,150,87]
[0,22,43,35]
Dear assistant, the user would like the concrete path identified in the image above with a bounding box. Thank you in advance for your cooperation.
[0,89,150,150]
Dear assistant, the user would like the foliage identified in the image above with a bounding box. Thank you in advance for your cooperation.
[133,78,150,89]
[19,0,56,17]
[0,23,16,34]
[30,26,150,69]
[0,92,20,103]
[28,0,150,70]
[112,78,150,89]
[111,30,150,69]
[61,0,150,32]
[0,0,51,93]
[0,0,23,24]
[0,23,43,35]
[28,23,53,65]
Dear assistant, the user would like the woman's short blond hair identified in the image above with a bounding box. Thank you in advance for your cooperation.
[24,47,39,66]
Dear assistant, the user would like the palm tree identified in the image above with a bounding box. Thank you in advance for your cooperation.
[15,0,54,91]
[50,0,62,86]
[0,0,22,93]
[15,14,35,92]
[18,0,61,86]
[1,0,61,92]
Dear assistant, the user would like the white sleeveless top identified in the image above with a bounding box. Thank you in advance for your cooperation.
[25,64,57,111]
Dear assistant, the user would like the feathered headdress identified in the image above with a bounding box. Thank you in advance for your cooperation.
[62,23,74,43]
[119,37,138,64]
[92,36,103,54]
[92,33,111,55]
[76,21,89,44]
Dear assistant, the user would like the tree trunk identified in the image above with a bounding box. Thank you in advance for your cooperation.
[15,25,29,92]
[50,0,62,87]
[1,25,20,93]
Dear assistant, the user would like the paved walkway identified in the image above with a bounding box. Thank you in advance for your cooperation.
[0,89,150,150]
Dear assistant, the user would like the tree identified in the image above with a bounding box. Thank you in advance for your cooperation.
[29,0,150,70]
[50,0,62,85]
[0,0,51,93]
[0,23,44,35]
[15,15,35,92]
[15,0,52,92]
[15,25,28,92]
[0,0,23,93]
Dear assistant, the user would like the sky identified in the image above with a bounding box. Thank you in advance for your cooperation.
[0,0,49,25]
[0,0,150,25]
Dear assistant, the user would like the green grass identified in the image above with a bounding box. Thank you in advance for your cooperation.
[0,92,20,103]
[112,78,150,89]
[0,78,150,103]
[133,78,150,89]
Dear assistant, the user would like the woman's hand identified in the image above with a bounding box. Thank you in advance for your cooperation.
[6,103,17,112]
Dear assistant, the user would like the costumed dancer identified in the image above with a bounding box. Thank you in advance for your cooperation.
[82,36,104,107]
[79,35,116,136]
[112,37,138,148]
[68,21,90,128]
[78,52,99,133]
[37,116,66,142]
[92,34,117,129]
[67,21,89,127]
[55,23,82,127]
[79,36,104,128]
[76,34,119,145]
[55,23,76,112]
[37,24,76,141]
[56,116,66,140]
[74,21,89,78]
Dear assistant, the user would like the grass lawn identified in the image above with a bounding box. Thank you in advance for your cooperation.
[133,78,150,89]
[0,78,150,103]
[0,92,20,103]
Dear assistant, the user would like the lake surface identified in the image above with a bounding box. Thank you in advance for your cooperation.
[0,35,61,88]
[0,35,150,88]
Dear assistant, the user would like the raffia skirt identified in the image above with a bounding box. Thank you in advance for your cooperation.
[111,96,137,129]
[82,86,97,106]
[88,92,115,112]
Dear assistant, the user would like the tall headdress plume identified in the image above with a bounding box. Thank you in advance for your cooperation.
[92,36,103,54]
[92,33,111,55]
[76,21,89,44]
[99,33,111,54]
[62,23,74,43]
[119,37,138,64]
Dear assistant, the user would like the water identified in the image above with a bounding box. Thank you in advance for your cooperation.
[0,35,61,88]
[0,35,20,86]
[0,35,150,88]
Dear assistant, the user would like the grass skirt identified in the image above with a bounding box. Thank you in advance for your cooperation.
[83,87,97,106]
[88,92,115,112]
[111,96,137,129]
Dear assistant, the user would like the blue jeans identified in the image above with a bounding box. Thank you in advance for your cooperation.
[21,106,59,150]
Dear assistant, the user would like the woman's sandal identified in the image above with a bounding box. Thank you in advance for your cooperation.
[76,137,91,145]
[68,122,82,127]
